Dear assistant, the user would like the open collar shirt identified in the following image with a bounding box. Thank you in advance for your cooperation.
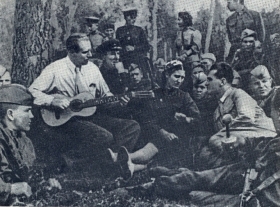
[29,56,112,106]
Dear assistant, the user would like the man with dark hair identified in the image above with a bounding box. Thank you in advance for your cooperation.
[29,33,140,166]
[102,22,115,41]
[116,7,150,70]
[135,62,276,206]
[226,0,265,63]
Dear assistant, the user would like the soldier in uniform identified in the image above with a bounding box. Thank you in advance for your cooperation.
[226,0,265,63]
[85,16,105,66]
[103,22,115,42]
[116,7,150,73]
[231,29,260,92]
[96,39,129,95]
[201,53,216,73]
[0,85,60,205]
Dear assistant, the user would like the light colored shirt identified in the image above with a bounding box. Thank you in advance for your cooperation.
[29,56,112,106]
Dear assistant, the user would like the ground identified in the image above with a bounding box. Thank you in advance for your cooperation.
[25,116,196,206]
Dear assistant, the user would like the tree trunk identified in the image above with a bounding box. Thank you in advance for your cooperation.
[151,0,158,62]
[12,0,78,87]
[204,0,216,53]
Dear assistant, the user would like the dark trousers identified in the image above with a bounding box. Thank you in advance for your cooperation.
[49,114,140,161]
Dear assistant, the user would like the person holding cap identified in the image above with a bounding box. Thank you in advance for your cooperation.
[108,60,200,180]
[97,39,129,95]
[0,84,61,205]
[116,7,150,70]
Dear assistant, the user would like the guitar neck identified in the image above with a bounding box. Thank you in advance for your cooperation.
[81,95,121,108]
[78,91,154,109]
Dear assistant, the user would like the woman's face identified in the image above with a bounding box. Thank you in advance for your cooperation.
[166,70,185,89]
[177,16,184,28]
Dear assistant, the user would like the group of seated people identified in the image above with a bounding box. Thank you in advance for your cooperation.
[0,11,280,206]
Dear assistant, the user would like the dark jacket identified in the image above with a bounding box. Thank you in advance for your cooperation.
[0,123,35,204]
[226,7,265,44]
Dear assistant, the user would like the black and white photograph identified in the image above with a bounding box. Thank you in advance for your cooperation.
[0,0,279,206]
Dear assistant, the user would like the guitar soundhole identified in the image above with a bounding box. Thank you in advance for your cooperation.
[70,99,83,112]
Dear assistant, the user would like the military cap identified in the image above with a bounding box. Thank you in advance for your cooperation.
[241,29,257,40]
[122,6,137,17]
[250,65,271,80]
[0,84,33,106]
[201,53,216,63]
[193,72,207,85]
[165,60,183,71]
[129,63,140,72]
[96,39,122,54]
[84,16,99,24]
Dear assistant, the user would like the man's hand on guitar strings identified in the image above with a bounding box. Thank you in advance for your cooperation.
[119,95,130,107]
[51,98,70,110]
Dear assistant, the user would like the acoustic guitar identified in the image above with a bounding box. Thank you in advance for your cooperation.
[41,91,154,127]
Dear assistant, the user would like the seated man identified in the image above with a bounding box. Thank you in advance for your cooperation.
[138,62,276,204]
[29,33,140,166]
[201,53,216,73]
[0,84,59,205]
[127,63,153,92]
[97,39,129,95]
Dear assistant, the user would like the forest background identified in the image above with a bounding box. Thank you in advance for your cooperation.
[0,0,279,87]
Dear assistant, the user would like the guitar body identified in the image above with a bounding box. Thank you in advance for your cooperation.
[41,91,154,126]
[41,92,96,127]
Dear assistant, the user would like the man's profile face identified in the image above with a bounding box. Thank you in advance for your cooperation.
[0,72,11,86]
[104,50,120,69]
[242,36,255,52]
[193,81,208,101]
[130,68,143,84]
[207,70,221,95]
[250,76,272,98]
[72,40,92,66]
[12,105,34,131]
[104,28,115,39]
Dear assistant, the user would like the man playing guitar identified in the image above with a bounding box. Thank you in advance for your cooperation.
[29,33,141,167]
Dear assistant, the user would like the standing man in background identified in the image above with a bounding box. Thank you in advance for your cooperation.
[116,7,150,72]
[226,0,265,63]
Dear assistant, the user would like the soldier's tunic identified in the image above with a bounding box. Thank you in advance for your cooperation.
[116,25,150,69]
[226,6,265,62]
[0,123,35,205]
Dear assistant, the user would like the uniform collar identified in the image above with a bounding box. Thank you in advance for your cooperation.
[219,87,233,103]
